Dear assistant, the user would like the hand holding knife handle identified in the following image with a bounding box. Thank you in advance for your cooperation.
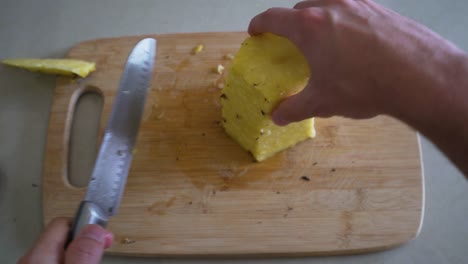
[66,201,108,247]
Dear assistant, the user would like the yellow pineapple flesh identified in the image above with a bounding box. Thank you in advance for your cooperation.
[2,58,96,77]
[221,33,315,162]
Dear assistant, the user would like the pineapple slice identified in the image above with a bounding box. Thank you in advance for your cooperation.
[2,58,95,77]
[221,33,315,162]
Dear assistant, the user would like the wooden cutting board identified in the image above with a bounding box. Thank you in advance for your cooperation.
[43,32,424,256]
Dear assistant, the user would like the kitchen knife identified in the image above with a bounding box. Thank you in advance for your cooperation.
[67,38,156,244]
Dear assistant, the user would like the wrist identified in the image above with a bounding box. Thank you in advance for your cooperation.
[395,50,468,176]
[386,46,468,131]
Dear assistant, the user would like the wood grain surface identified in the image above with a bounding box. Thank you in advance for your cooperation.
[43,32,424,256]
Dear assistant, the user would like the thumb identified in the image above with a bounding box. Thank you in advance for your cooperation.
[272,82,316,126]
[65,225,113,264]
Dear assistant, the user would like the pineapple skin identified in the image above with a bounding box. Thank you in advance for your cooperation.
[221,33,315,162]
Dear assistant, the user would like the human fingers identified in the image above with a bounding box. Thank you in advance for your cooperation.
[272,82,320,126]
[18,217,71,264]
[65,225,113,264]
[294,0,328,9]
[295,0,362,9]
[248,6,325,51]
[248,7,299,37]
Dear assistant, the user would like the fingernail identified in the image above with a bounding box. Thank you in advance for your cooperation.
[79,225,107,244]
[104,231,114,248]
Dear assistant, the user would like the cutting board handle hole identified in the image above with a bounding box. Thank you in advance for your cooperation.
[67,88,103,188]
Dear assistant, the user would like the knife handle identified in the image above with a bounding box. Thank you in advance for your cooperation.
[66,201,108,248]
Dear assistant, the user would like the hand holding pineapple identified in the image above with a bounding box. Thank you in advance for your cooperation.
[249,0,468,176]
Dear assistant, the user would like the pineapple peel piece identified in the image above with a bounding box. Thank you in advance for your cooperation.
[2,58,96,77]
[221,33,315,162]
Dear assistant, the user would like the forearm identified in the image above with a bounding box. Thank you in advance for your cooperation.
[395,50,468,177]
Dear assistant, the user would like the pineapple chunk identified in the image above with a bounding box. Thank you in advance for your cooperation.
[192,44,204,55]
[223,53,235,60]
[221,33,315,162]
[2,58,95,77]
[215,64,225,74]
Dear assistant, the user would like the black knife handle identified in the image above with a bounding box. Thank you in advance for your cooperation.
[65,201,108,248]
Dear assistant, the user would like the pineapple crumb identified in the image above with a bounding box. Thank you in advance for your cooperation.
[224,53,235,60]
[156,110,166,120]
[217,83,224,89]
[121,238,136,244]
[214,64,224,74]
[192,44,204,55]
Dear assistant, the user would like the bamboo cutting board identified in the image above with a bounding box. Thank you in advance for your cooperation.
[43,32,424,256]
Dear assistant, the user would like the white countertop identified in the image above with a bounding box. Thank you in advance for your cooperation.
[1,0,467,263]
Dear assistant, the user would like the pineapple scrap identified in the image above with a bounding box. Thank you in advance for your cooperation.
[121,238,136,244]
[223,53,235,60]
[2,58,96,77]
[192,44,204,55]
[215,64,224,74]
[221,33,315,162]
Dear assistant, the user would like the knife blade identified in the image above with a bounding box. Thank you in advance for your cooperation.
[68,38,156,243]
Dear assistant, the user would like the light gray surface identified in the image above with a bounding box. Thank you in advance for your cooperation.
[1,0,467,263]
